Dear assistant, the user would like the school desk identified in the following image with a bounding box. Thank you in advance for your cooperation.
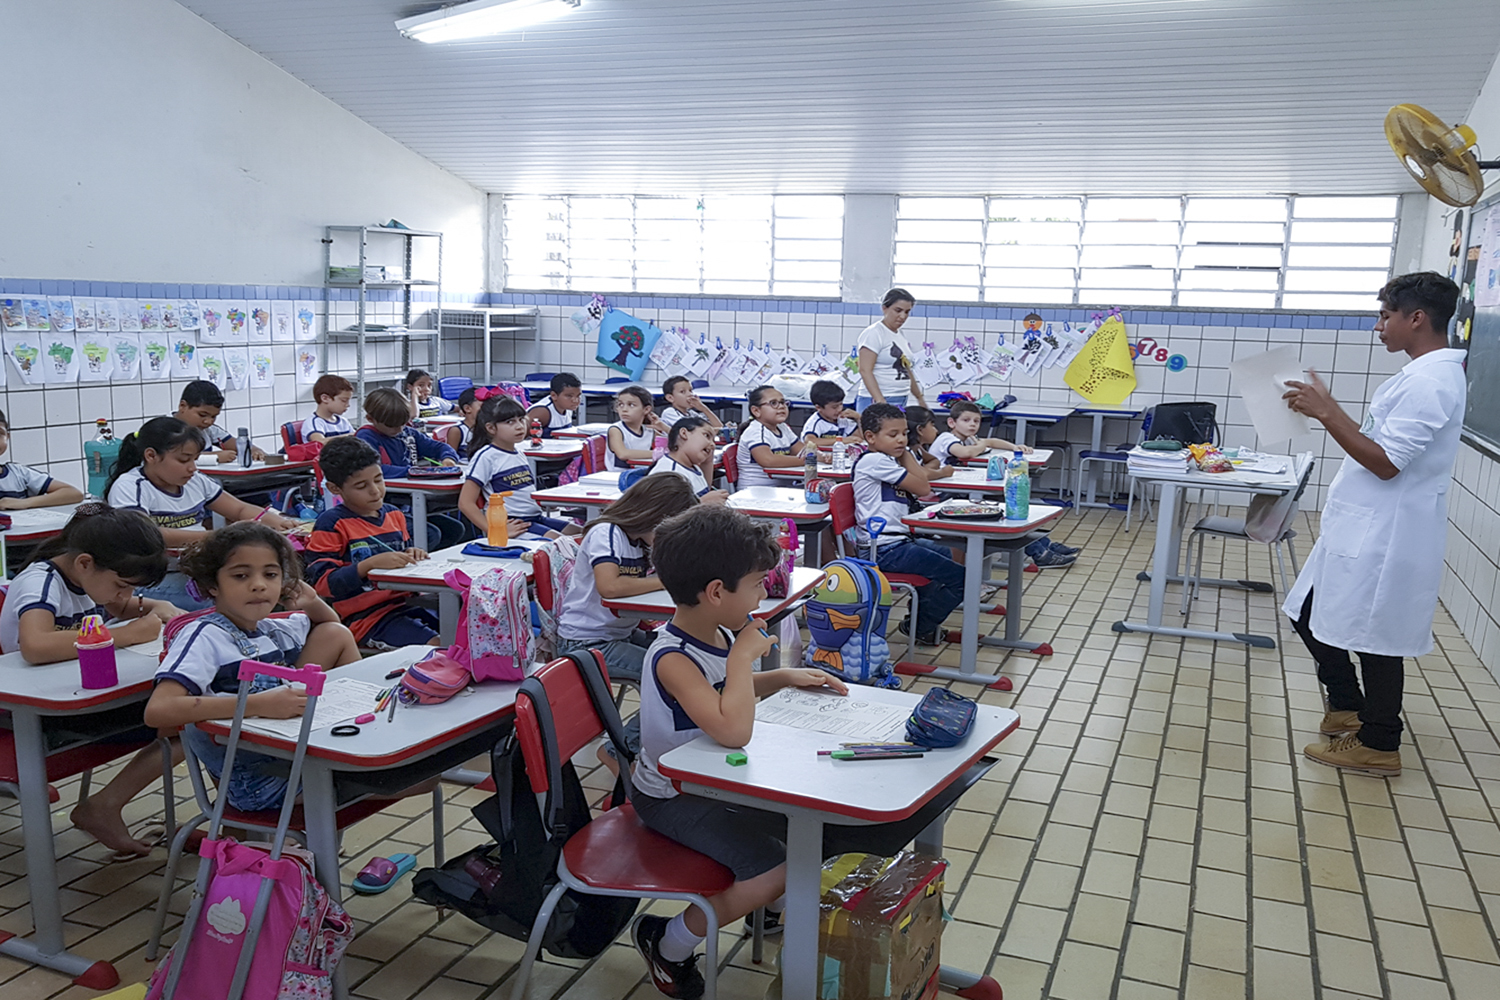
[0,503,81,577]
[1112,453,1300,649]
[551,422,611,438]
[600,564,825,671]
[367,539,544,643]
[531,473,624,521]
[764,449,1054,484]
[724,486,830,567]
[658,685,1018,1000]
[518,437,584,470]
[380,474,465,548]
[0,641,166,988]
[1072,402,1145,508]
[624,445,730,469]
[989,401,1077,446]
[197,458,318,526]
[900,501,1066,685]
[194,645,523,1000]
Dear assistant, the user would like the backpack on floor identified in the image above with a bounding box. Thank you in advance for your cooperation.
[442,566,534,683]
[146,839,353,1000]
[803,558,900,688]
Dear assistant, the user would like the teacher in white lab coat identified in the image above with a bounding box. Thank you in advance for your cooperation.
[1281,271,1465,777]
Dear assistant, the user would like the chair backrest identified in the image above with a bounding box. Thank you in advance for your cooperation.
[281,422,304,450]
[690,379,708,389]
[829,482,856,557]
[523,372,557,383]
[514,650,626,801]
[438,376,473,400]
[721,443,739,487]
[532,550,556,612]
[1290,451,1317,503]
[604,377,629,384]
[1148,402,1218,445]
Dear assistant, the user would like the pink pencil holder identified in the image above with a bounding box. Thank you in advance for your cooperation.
[76,640,118,690]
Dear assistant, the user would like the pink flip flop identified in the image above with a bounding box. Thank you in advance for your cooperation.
[351,852,417,894]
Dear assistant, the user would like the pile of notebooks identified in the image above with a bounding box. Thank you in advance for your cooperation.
[1126,446,1192,475]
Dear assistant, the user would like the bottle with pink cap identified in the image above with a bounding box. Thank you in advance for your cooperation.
[76,614,118,689]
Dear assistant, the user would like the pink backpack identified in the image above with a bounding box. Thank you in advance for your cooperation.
[558,434,608,486]
[442,566,534,682]
[147,839,353,1000]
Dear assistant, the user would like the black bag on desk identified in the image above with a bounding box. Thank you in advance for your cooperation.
[410,707,638,958]
[1148,401,1218,447]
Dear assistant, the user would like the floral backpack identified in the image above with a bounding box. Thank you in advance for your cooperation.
[534,534,581,663]
[442,566,534,682]
[558,434,608,486]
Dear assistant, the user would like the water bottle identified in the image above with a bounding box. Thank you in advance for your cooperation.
[804,448,820,503]
[832,439,848,471]
[986,452,1006,481]
[236,427,252,467]
[1005,450,1030,520]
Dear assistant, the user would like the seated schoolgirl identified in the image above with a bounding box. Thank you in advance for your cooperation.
[735,385,806,489]
[905,406,954,479]
[403,368,455,419]
[0,505,185,856]
[459,395,579,539]
[106,417,300,610]
[605,385,667,472]
[648,416,728,504]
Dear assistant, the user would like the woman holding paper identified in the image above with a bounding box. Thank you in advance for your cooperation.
[1280,272,1466,777]
[855,288,925,411]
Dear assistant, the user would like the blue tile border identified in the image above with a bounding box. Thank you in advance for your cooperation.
[0,275,1370,330]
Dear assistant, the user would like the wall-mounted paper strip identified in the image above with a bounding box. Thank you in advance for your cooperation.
[1229,346,1311,446]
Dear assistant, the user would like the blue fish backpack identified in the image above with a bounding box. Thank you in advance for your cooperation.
[802,558,901,688]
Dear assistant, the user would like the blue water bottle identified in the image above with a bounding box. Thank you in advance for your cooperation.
[1005,450,1030,520]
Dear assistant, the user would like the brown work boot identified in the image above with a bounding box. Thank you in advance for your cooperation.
[1320,710,1362,736]
[1304,733,1401,776]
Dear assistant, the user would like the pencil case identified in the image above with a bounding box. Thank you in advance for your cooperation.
[461,542,529,558]
[905,688,977,748]
[399,651,471,705]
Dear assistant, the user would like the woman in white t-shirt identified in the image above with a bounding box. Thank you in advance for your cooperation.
[855,287,925,412]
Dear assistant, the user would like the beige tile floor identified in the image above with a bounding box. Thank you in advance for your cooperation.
[4,504,1500,999]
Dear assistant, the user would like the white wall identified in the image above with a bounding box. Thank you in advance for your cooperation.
[0,0,487,493]
[0,0,485,292]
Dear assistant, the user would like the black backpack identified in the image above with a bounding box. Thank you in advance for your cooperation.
[1147,401,1219,446]
[411,653,639,959]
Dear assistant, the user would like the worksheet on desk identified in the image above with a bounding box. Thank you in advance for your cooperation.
[239,676,386,739]
[754,688,910,742]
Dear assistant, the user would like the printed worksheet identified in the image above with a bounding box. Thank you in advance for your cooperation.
[754,688,910,742]
[239,676,387,739]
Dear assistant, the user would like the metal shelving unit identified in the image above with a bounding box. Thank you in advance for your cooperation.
[322,225,443,414]
[435,305,541,384]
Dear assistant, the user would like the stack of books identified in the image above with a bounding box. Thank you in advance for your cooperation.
[1126,446,1192,476]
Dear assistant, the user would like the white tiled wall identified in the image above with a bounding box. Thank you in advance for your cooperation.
[488,303,1408,508]
[1441,441,1500,678]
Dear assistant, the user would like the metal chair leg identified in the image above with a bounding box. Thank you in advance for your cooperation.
[751,907,765,964]
[510,881,568,1000]
[160,737,178,848]
[1285,537,1299,575]
[148,812,209,960]
[431,787,446,867]
[76,768,92,805]
[1274,543,1290,595]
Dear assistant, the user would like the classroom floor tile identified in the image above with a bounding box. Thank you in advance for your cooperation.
[5,505,1500,998]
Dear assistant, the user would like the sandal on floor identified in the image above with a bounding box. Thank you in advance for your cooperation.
[351,852,417,894]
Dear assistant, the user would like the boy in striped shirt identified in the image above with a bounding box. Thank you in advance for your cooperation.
[303,436,440,647]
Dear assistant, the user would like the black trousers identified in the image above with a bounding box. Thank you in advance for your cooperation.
[1291,590,1404,751]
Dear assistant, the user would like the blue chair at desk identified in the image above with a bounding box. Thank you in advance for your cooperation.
[522,372,557,383]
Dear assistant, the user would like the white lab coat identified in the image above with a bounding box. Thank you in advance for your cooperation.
[1284,348,1468,658]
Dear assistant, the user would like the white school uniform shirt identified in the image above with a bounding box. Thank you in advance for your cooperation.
[300,413,354,440]
[0,462,53,501]
[167,416,232,451]
[465,443,543,520]
[802,413,855,440]
[415,396,454,418]
[648,455,713,497]
[1283,348,1468,658]
[851,450,914,548]
[0,561,105,654]
[855,320,916,400]
[736,420,797,489]
[605,421,655,472]
[156,613,312,696]
[635,623,734,799]
[658,406,695,428]
[108,467,223,531]
[930,431,975,466]
[539,398,576,434]
[557,524,649,644]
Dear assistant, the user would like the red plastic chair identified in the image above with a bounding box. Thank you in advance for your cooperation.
[829,483,924,659]
[721,443,739,491]
[280,421,304,451]
[507,650,736,1000]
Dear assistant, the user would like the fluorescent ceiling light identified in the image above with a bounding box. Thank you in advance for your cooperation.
[396,0,580,43]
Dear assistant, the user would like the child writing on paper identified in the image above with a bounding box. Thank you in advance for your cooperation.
[459,395,580,539]
[0,504,185,856]
[0,408,84,508]
[930,400,1029,465]
[525,372,583,438]
[658,375,722,431]
[630,505,846,994]
[735,384,808,489]
[647,416,729,504]
[605,385,667,472]
[303,436,438,648]
[800,379,859,447]
[302,374,355,443]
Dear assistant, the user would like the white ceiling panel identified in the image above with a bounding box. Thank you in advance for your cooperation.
[174,0,1500,196]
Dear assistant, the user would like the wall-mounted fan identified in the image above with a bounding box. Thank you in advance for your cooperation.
[1385,104,1498,207]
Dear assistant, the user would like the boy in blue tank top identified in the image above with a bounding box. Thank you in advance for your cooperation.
[631,505,846,998]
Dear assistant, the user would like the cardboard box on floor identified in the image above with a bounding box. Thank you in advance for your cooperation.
[817,851,946,1000]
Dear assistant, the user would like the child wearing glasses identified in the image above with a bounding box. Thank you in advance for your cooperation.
[735,385,807,489]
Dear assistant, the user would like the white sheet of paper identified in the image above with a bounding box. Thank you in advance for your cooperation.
[753,687,910,743]
[239,676,386,739]
[1229,346,1311,447]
